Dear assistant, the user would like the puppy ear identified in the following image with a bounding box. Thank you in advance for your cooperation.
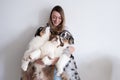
[35,27,44,37]
[69,36,74,44]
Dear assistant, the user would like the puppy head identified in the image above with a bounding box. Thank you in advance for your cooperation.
[49,35,61,47]
[35,26,50,37]
[59,30,74,45]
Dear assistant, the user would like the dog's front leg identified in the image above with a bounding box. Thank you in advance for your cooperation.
[42,56,53,65]
[29,49,41,61]
[56,54,70,76]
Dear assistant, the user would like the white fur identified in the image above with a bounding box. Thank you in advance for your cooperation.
[33,63,46,80]
[56,54,70,76]
[21,26,72,77]
[21,27,50,71]
[39,38,71,76]
[40,36,61,65]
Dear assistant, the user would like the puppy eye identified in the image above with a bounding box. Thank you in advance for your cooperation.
[39,27,43,31]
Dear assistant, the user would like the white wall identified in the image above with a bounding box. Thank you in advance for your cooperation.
[0,0,120,80]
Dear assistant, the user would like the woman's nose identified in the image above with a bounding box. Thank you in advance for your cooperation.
[56,18,60,22]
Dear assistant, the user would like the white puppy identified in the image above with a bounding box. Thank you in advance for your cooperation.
[21,26,50,71]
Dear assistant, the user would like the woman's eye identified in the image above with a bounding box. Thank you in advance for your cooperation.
[52,16,56,19]
[59,17,61,20]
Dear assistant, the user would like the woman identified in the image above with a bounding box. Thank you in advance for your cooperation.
[47,5,77,80]
[21,5,80,80]
[39,5,80,80]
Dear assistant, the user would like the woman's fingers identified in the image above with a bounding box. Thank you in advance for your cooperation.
[35,59,44,65]
[68,46,75,54]
[51,57,59,65]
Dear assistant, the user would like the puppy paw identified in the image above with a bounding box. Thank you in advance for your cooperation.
[21,61,29,71]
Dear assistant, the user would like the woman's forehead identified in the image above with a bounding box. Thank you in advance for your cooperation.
[52,11,61,17]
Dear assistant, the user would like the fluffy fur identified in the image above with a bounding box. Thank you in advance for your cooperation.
[21,26,51,71]
[34,35,70,77]
[21,26,74,80]
[55,30,74,76]
[34,30,74,78]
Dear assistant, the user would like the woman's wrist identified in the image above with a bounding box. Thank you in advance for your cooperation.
[51,57,59,65]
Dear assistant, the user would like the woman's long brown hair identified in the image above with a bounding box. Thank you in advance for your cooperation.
[48,5,65,35]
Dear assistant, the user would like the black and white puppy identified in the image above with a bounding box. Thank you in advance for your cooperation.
[59,30,74,45]
[55,30,74,76]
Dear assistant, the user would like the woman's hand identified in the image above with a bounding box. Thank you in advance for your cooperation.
[68,46,75,54]
[35,59,44,65]
[51,57,59,65]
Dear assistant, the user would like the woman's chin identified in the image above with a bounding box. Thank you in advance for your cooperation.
[53,24,59,27]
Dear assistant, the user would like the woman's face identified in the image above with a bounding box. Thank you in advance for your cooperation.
[51,11,62,27]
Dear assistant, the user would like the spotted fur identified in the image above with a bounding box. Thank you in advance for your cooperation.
[63,55,81,80]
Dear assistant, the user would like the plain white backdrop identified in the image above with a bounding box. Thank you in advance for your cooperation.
[0,0,120,80]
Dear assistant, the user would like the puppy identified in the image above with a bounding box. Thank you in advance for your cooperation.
[33,63,55,80]
[33,64,68,80]
[55,30,74,76]
[21,26,51,71]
